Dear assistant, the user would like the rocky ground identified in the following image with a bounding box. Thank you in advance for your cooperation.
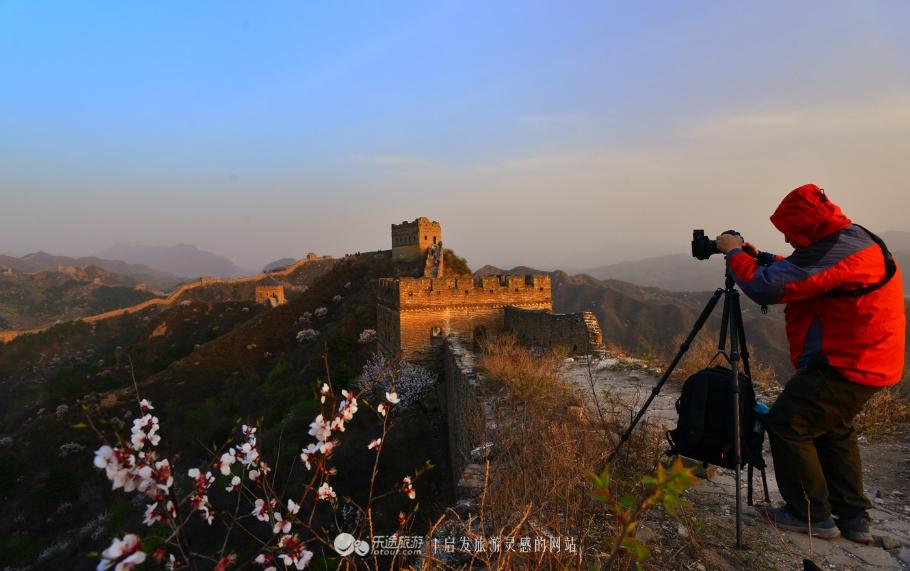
[562,356,910,570]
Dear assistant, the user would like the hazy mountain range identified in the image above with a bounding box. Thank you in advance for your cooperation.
[98,244,249,279]
[0,251,181,290]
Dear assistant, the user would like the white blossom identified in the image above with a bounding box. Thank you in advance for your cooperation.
[316,482,335,501]
[97,534,145,571]
[226,475,241,493]
[308,415,332,442]
[217,449,236,475]
[296,329,319,343]
[287,499,300,514]
[273,512,292,534]
[402,476,416,500]
[299,443,319,470]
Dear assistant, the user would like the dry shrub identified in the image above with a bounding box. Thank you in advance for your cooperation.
[448,335,671,568]
[854,384,910,437]
[666,333,779,391]
[478,335,574,405]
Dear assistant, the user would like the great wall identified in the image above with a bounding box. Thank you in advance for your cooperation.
[377,218,606,362]
[0,253,331,344]
[2,217,608,364]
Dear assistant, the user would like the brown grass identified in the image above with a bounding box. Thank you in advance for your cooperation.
[429,334,675,569]
[854,384,910,437]
[664,333,780,392]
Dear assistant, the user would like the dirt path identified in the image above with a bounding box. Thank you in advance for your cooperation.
[562,356,910,570]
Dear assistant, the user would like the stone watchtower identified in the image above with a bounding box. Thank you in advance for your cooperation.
[392,217,442,260]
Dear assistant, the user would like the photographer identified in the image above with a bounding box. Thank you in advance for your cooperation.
[715,183,905,543]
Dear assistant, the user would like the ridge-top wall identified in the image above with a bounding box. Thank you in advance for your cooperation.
[0,255,333,344]
[376,274,552,361]
[503,306,606,354]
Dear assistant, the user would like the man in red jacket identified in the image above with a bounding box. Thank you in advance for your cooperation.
[716,183,905,543]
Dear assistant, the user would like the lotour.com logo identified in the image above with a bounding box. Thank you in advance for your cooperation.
[333,533,370,557]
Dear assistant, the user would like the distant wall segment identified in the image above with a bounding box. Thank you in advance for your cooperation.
[0,255,332,344]
[503,306,606,355]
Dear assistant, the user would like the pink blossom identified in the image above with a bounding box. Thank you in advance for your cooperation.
[299,443,318,470]
[143,503,162,526]
[377,403,388,417]
[252,498,276,522]
[98,533,146,571]
[278,534,313,569]
[402,476,416,500]
[368,438,382,450]
[386,391,400,404]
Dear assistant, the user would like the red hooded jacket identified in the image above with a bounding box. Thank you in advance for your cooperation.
[725,184,906,386]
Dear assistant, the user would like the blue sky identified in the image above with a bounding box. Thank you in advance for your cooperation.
[2,1,909,270]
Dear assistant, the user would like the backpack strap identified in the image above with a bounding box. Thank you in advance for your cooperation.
[826,225,897,298]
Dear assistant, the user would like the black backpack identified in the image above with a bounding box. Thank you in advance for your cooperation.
[667,365,766,471]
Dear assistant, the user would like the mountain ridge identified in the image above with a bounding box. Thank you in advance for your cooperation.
[98,243,248,279]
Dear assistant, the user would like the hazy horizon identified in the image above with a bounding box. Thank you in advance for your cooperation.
[3,2,909,271]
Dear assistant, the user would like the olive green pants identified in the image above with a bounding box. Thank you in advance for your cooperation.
[764,366,880,521]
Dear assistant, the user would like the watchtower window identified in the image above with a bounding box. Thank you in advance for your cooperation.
[433,236,437,244]
[424,235,427,241]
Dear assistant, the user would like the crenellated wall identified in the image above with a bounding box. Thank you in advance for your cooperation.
[503,306,606,355]
[377,274,551,310]
[376,274,552,361]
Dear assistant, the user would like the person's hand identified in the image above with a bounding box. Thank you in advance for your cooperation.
[715,233,745,254]
[742,242,759,257]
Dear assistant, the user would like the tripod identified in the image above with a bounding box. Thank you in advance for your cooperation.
[606,273,770,550]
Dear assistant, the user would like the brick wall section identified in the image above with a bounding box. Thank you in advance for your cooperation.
[377,274,551,310]
[503,306,606,354]
[255,285,286,305]
[439,335,496,497]
[376,274,552,361]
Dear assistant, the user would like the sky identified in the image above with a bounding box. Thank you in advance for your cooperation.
[1,1,909,272]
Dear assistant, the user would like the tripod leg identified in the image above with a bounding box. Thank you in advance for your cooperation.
[748,464,754,506]
[727,289,744,550]
[732,292,753,379]
[606,288,725,463]
[761,467,771,503]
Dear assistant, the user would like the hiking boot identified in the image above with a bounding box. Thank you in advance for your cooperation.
[835,516,874,545]
[755,505,840,539]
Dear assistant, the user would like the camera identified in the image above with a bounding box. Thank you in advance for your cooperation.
[692,229,741,260]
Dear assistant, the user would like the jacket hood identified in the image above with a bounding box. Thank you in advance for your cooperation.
[770,184,852,248]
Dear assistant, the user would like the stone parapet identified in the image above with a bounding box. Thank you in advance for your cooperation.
[503,306,606,355]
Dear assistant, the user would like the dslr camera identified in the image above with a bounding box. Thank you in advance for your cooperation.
[691,229,741,260]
